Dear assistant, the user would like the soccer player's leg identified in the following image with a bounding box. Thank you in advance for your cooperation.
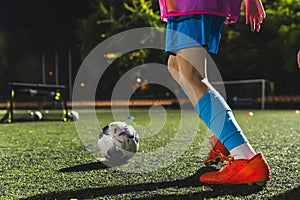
[174,47,230,166]
[167,55,181,84]
[176,47,209,105]
[194,91,270,185]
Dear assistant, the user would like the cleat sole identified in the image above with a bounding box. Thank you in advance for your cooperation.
[256,179,267,186]
[247,179,268,186]
[205,156,221,166]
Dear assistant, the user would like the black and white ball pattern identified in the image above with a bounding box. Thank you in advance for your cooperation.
[67,111,79,121]
[30,111,43,121]
[98,121,139,165]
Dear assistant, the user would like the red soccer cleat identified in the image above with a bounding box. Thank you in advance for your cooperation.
[204,135,230,166]
[200,152,270,185]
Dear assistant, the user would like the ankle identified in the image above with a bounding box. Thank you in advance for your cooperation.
[229,143,256,160]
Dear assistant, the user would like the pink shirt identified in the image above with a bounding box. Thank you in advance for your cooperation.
[159,0,243,24]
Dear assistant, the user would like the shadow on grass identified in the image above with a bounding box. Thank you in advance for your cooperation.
[22,164,264,200]
[58,161,109,172]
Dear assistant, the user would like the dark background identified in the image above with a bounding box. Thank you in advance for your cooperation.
[0,0,91,50]
[0,0,92,100]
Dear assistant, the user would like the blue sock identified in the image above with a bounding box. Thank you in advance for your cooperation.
[194,91,247,150]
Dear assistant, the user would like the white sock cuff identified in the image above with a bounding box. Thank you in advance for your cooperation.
[230,142,256,160]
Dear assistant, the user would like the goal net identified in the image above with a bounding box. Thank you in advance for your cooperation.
[212,79,269,110]
[1,82,68,123]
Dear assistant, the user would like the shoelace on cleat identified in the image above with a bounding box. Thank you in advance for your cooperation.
[213,149,233,163]
[214,151,235,174]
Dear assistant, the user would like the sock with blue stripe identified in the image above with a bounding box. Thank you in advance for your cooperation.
[194,91,255,159]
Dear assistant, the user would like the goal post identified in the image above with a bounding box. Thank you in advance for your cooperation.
[212,79,268,110]
[1,82,68,123]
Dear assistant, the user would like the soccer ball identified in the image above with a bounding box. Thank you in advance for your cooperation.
[30,111,43,121]
[67,111,79,121]
[98,121,139,165]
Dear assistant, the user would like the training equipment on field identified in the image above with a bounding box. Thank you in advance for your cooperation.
[248,111,254,117]
[204,135,230,166]
[98,121,139,165]
[200,152,270,185]
[67,110,79,121]
[30,111,43,121]
[1,82,68,123]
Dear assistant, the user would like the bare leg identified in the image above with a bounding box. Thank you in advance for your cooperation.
[167,55,181,84]
[175,47,210,105]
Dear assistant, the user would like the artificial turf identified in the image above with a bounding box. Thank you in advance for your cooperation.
[0,109,299,199]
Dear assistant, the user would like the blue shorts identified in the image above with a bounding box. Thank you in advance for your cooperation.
[166,14,226,54]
